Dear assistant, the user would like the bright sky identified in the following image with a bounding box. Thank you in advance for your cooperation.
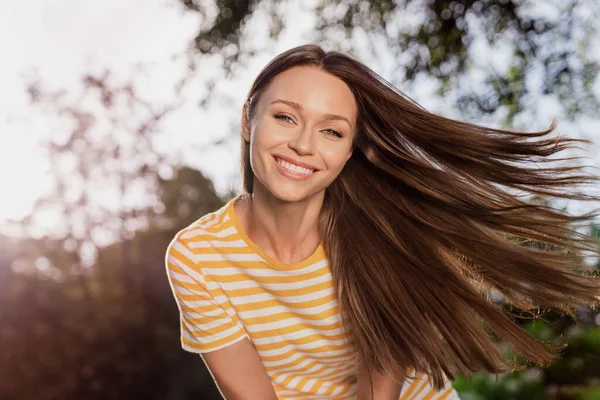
[0,0,319,226]
[0,0,598,232]
[0,0,198,222]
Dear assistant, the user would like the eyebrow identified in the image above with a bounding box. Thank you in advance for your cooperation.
[268,99,353,128]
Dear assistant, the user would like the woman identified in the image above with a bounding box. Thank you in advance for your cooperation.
[165,44,600,399]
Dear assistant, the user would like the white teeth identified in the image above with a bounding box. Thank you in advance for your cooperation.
[276,158,314,175]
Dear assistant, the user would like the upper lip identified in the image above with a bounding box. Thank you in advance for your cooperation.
[273,154,319,171]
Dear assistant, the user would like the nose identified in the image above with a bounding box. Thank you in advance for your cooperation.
[288,126,316,156]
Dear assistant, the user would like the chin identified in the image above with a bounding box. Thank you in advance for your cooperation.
[267,184,323,204]
[268,189,310,203]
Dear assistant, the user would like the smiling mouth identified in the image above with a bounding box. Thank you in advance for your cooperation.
[274,157,317,176]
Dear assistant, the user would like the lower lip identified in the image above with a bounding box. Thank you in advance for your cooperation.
[273,157,317,181]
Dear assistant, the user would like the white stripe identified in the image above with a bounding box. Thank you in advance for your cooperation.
[170,240,197,263]
[237,299,339,320]
[251,326,345,346]
[182,226,237,239]
[216,272,332,292]
[271,354,356,381]
[181,331,248,354]
[412,377,460,400]
[224,287,334,306]
[329,383,345,397]
[200,205,227,226]
[181,306,223,318]
[245,314,342,334]
[195,252,265,262]
[405,374,432,400]
[314,363,356,382]
[184,303,238,319]
[260,346,351,360]
[302,372,348,398]
[272,362,342,387]
[182,314,232,331]
[190,296,240,319]
[171,282,211,299]
[197,213,217,228]
[312,367,356,395]
[179,298,215,308]
[182,310,214,319]
[263,352,355,368]
[168,270,198,285]
[198,207,227,228]
[263,351,304,368]
[300,376,317,394]
[256,338,350,357]
[189,239,247,248]
[167,254,205,284]
[271,357,316,376]
[204,259,329,277]
[181,317,241,343]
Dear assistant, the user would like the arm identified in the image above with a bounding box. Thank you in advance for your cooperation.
[356,358,403,400]
[165,235,278,400]
[200,337,278,400]
[357,361,461,400]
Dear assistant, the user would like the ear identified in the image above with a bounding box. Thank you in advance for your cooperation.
[241,103,251,142]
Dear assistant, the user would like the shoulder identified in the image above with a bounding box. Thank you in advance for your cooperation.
[168,200,232,251]
[165,201,232,275]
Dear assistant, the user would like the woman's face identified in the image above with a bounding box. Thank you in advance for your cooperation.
[244,66,357,203]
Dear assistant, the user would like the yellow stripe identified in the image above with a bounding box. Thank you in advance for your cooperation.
[210,266,329,284]
[222,280,333,298]
[436,386,455,400]
[261,348,352,364]
[250,321,341,339]
[243,308,340,326]
[400,375,423,400]
[421,384,452,400]
[226,293,337,312]
[181,329,245,351]
[410,376,431,399]
[254,335,347,352]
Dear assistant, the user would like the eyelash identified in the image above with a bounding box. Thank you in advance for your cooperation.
[274,114,342,138]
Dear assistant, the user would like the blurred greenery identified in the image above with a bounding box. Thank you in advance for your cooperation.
[3,0,600,399]
[0,167,226,399]
[453,322,600,400]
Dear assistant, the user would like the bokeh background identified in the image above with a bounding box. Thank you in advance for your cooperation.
[1,0,600,399]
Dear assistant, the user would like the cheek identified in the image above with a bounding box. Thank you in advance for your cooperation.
[251,120,281,149]
[249,127,277,169]
[321,147,352,171]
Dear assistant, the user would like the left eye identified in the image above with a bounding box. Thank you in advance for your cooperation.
[323,129,342,138]
[274,114,294,123]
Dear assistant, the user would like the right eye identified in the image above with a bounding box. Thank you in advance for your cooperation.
[274,114,294,123]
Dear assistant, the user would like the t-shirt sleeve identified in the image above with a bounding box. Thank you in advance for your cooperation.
[400,371,461,400]
[165,233,249,353]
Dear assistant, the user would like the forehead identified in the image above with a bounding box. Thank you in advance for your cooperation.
[260,66,357,123]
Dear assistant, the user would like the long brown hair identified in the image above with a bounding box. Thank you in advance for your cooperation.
[240,44,600,390]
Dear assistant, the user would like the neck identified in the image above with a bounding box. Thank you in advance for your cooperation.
[240,185,324,265]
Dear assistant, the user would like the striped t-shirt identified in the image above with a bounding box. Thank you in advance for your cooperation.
[165,194,461,399]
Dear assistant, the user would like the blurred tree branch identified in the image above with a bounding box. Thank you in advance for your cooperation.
[176,0,600,122]
[22,69,176,296]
